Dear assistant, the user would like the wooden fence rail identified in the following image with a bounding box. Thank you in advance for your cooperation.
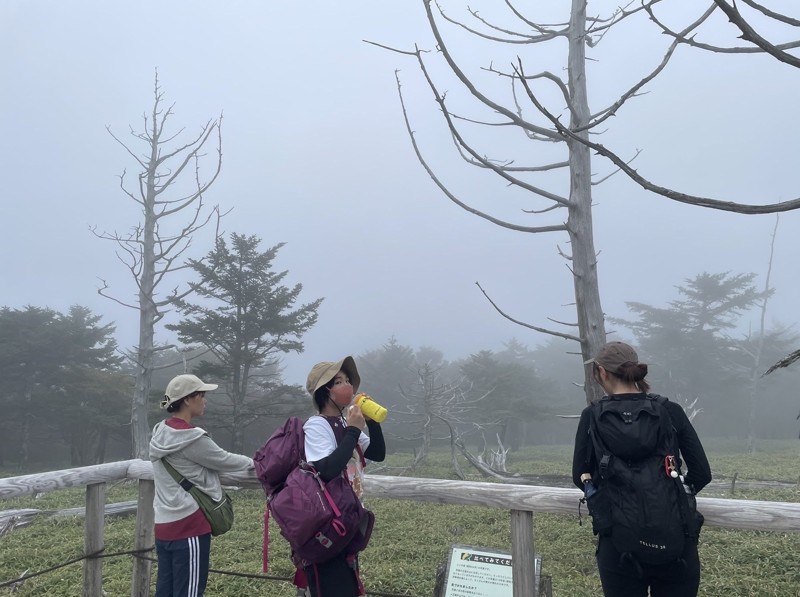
[1,460,799,597]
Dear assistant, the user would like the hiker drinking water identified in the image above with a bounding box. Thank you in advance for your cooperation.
[150,374,254,597]
[572,341,712,597]
[302,355,386,597]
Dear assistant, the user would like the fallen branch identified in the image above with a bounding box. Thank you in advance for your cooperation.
[0,501,138,538]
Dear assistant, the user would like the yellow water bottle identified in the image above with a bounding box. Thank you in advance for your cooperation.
[354,393,388,423]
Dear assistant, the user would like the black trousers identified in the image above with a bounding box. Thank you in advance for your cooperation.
[596,536,700,597]
[304,551,361,597]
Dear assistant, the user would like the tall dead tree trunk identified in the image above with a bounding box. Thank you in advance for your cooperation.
[413,417,432,468]
[378,1,800,405]
[95,72,222,459]
[566,0,605,404]
[132,166,157,459]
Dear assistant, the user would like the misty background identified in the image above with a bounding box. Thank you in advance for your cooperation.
[2,1,799,465]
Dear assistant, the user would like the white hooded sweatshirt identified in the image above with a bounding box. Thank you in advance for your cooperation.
[149,420,253,525]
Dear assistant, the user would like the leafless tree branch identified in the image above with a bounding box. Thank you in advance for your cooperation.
[475,281,581,341]
[423,0,563,141]
[514,60,800,214]
[591,149,642,186]
[503,0,568,32]
[423,75,568,203]
[395,70,568,233]
[711,0,800,68]
[739,0,800,27]
[96,279,138,309]
[586,0,664,33]
[434,0,564,44]
[582,6,715,132]
[646,2,800,56]
[449,131,568,172]
[547,316,579,327]
[523,203,564,215]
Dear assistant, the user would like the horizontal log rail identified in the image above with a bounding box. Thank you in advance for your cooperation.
[363,475,800,534]
[2,460,799,597]
[2,460,799,534]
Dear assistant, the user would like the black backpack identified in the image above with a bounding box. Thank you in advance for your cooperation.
[583,394,702,566]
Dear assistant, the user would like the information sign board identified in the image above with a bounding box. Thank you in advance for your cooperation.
[442,544,542,597]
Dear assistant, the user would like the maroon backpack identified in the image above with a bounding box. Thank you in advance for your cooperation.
[253,416,375,571]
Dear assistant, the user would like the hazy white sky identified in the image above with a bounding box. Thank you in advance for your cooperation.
[1,1,798,387]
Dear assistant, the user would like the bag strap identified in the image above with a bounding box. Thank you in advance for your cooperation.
[646,394,680,459]
[586,403,611,479]
[321,414,368,468]
[647,396,694,536]
[301,463,343,518]
[355,443,366,469]
[263,506,270,573]
[161,458,195,492]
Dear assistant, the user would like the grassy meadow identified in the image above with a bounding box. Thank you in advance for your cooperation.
[1,440,799,596]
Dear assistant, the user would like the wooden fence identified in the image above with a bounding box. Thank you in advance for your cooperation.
[1,459,799,597]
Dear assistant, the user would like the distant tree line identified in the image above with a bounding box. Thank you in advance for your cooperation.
[355,270,800,464]
[1,266,797,473]
[0,305,130,471]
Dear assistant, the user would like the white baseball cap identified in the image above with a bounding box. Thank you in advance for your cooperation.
[161,374,218,409]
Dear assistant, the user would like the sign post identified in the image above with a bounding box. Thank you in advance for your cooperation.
[441,545,543,597]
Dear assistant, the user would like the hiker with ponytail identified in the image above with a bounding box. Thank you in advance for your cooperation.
[573,341,712,597]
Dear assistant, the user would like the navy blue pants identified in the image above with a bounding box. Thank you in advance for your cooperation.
[596,536,700,597]
[155,534,211,597]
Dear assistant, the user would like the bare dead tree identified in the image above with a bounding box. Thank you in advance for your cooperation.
[478,433,509,472]
[371,1,800,405]
[742,216,779,453]
[670,13,800,444]
[397,363,494,477]
[92,73,223,459]
[548,1,800,211]
[398,363,469,468]
[675,395,703,424]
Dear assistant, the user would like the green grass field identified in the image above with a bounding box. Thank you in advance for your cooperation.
[1,441,799,596]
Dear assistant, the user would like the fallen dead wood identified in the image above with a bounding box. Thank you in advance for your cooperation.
[0,501,138,538]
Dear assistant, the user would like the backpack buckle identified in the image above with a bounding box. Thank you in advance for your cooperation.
[599,454,610,477]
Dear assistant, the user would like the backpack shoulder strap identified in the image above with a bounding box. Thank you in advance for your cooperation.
[646,393,673,424]
[646,393,681,456]
[355,443,366,468]
[585,401,612,478]
[321,415,367,468]
[160,458,194,492]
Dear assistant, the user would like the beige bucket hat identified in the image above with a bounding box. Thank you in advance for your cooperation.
[305,356,360,396]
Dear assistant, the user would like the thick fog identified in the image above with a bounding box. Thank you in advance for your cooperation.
[2,0,799,390]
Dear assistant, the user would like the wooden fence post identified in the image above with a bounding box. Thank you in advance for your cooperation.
[83,482,105,597]
[130,479,155,597]
[510,509,535,597]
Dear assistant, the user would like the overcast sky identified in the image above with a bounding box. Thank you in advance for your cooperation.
[2,1,798,389]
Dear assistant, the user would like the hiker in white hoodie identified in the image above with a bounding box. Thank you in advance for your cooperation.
[150,374,254,597]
